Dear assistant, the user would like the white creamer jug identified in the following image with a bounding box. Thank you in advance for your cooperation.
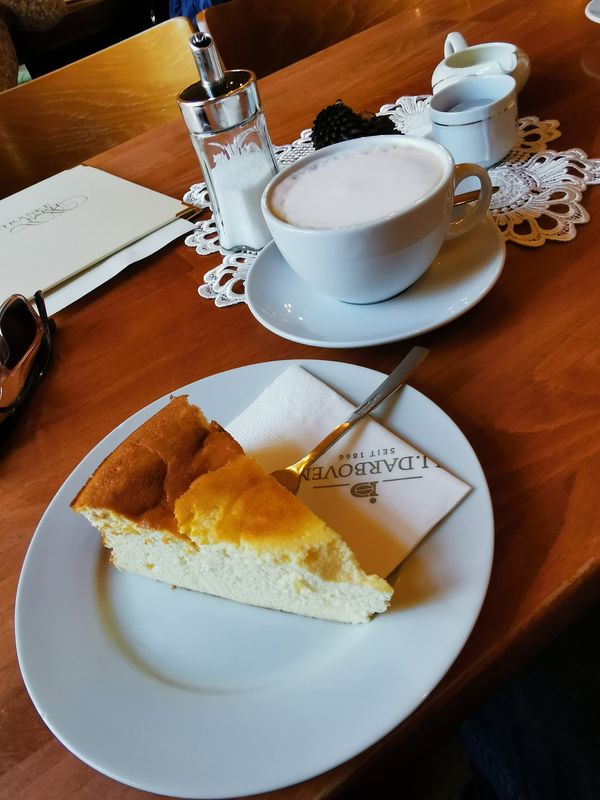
[432,32,530,94]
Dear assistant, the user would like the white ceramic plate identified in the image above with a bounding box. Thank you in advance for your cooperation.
[246,216,505,348]
[585,0,600,23]
[16,361,494,799]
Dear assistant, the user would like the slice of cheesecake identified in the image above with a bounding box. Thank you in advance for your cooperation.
[72,396,392,623]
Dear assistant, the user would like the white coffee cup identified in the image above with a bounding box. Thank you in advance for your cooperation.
[261,136,492,304]
[430,75,518,168]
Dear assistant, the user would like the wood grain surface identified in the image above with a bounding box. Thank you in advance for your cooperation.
[200,0,413,77]
[0,17,197,200]
[1,1,599,798]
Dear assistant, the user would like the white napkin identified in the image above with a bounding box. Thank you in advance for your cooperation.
[227,365,471,577]
[44,218,194,315]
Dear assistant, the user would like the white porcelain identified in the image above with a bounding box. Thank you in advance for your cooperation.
[15,360,494,798]
[432,31,530,94]
[430,74,518,168]
[585,0,600,22]
[261,136,491,304]
[246,216,505,348]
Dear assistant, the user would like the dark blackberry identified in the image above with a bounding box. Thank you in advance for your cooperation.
[311,100,399,149]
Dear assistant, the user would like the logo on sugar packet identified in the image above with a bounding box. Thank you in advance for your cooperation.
[301,445,440,503]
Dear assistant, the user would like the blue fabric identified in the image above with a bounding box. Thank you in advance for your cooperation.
[460,604,600,800]
[169,0,228,18]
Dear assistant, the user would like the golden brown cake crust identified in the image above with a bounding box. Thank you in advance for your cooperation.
[175,455,335,550]
[71,395,243,532]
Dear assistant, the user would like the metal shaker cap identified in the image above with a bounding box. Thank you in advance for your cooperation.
[178,33,261,134]
[188,31,226,97]
[177,70,261,135]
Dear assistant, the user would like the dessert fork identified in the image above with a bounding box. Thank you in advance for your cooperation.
[271,346,430,494]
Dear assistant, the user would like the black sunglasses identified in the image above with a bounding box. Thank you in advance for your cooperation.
[0,291,54,427]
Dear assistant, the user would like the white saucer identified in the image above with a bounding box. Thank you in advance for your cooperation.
[246,216,505,348]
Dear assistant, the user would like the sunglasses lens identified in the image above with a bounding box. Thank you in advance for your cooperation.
[1,299,38,369]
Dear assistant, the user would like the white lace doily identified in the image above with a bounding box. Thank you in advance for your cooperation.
[184,95,600,307]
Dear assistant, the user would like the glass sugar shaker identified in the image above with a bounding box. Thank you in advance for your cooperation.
[177,33,278,252]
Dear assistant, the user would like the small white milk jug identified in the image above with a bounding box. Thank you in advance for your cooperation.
[432,32,530,94]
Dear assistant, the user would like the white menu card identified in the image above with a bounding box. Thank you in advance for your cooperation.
[0,166,188,300]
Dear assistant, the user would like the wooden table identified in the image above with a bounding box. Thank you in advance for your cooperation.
[1,1,599,797]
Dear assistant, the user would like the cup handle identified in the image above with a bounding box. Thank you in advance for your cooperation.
[446,163,493,240]
[444,32,468,57]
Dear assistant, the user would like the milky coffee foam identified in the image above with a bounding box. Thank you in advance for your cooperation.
[270,143,444,229]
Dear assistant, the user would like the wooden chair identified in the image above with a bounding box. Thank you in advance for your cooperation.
[197,0,409,78]
[11,1,170,80]
[0,16,197,199]
[13,1,145,79]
